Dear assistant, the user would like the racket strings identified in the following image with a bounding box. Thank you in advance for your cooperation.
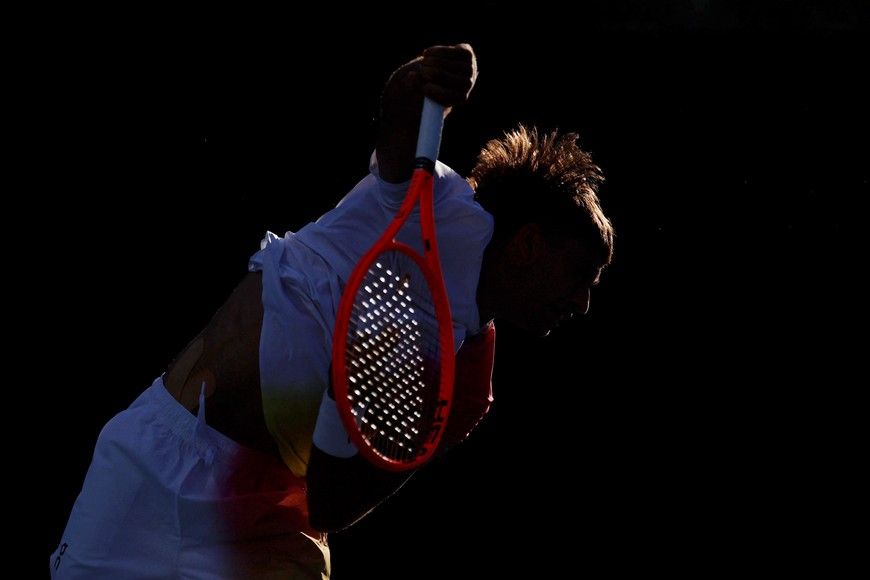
[345,254,443,462]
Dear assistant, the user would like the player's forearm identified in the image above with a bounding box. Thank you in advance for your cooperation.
[375,44,477,184]
[306,388,416,531]
[375,57,425,184]
[306,446,415,532]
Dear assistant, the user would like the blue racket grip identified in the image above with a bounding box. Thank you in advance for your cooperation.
[415,97,446,164]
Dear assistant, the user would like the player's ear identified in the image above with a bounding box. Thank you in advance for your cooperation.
[510,223,545,263]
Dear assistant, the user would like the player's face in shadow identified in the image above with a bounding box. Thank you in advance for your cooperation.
[507,230,600,337]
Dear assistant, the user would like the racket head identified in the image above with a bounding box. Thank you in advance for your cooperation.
[332,241,455,471]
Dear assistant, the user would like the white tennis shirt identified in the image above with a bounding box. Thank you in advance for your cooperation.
[248,153,494,476]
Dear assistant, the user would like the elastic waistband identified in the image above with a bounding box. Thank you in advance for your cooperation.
[144,375,261,465]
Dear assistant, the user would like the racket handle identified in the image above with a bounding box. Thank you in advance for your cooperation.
[415,97,446,164]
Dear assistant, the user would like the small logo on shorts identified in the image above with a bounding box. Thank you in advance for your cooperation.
[54,543,68,570]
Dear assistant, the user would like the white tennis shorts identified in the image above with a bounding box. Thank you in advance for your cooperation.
[50,376,330,579]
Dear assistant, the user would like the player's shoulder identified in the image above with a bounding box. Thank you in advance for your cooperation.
[434,161,475,201]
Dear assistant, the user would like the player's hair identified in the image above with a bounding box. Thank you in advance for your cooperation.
[468,124,614,269]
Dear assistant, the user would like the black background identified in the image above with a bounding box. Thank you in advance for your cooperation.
[37,2,866,578]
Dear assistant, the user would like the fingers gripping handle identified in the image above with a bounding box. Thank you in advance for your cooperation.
[415,97,446,164]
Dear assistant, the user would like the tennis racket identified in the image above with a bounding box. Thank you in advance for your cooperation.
[331,97,455,472]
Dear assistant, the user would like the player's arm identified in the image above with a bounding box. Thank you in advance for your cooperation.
[376,43,478,184]
[307,43,478,533]
[307,448,416,532]
[306,388,416,532]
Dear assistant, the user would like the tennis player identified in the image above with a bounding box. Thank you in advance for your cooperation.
[51,42,614,579]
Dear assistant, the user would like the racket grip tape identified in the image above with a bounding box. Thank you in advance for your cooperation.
[415,97,446,163]
[312,389,358,458]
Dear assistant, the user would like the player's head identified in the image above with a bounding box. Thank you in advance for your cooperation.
[469,124,615,336]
